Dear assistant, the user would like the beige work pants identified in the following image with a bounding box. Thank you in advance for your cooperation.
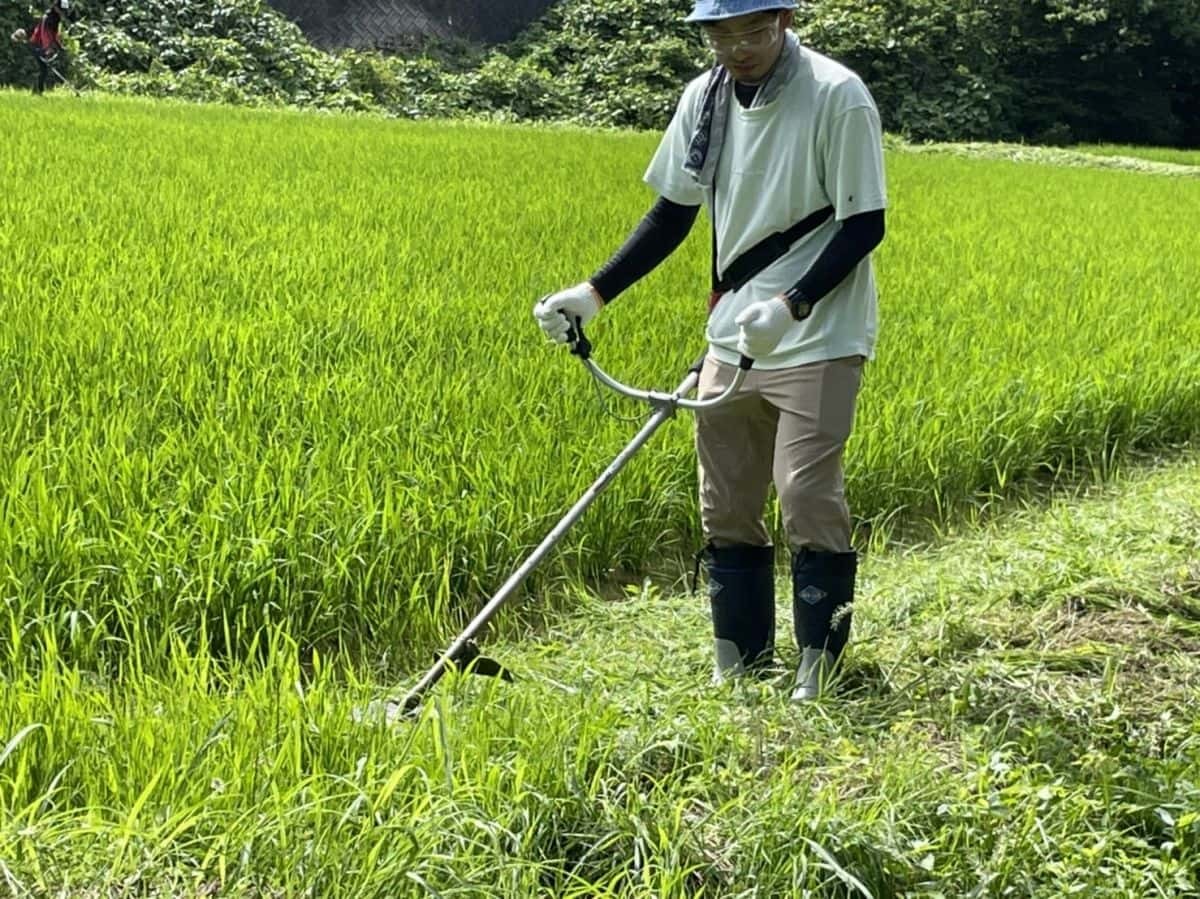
[695,354,864,553]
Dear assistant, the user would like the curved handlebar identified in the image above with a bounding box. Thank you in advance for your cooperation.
[563,314,752,411]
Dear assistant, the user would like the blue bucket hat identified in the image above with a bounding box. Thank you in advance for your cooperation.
[684,0,798,23]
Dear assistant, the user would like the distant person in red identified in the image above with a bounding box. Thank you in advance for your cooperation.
[11,0,72,94]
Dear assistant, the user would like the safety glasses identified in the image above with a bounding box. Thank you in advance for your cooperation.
[701,17,781,58]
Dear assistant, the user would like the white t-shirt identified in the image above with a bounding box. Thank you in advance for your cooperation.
[644,46,888,370]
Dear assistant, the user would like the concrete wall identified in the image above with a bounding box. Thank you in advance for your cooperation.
[268,0,558,49]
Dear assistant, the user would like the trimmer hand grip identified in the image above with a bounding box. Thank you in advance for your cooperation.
[537,296,593,360]
[563,313,592,360]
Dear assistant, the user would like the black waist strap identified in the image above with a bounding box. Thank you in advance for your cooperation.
[712,204,835,294]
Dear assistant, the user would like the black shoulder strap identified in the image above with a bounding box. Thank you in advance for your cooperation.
[712,203,836,294]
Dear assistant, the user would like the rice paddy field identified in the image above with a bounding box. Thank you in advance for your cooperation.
[1,91,1199,896]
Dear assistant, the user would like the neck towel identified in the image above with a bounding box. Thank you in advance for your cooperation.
[683,31,802,189]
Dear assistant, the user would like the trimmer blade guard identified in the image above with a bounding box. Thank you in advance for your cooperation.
[381,639,514,723]
[439,639,515,682]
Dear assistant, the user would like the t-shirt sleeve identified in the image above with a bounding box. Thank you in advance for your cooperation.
[822,102,888,221]
[643,84,706,208]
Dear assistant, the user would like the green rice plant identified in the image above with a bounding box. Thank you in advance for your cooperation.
[0,91,1198,677]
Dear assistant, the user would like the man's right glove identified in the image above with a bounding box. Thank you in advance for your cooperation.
[533,282,604,345]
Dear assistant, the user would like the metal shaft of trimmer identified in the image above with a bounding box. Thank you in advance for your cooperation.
[394,364,703,715]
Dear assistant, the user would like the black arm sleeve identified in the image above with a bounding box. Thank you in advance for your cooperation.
[589,197,700,303]
[785,209,886,307]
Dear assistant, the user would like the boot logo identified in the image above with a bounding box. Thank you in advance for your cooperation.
[798,585,826,605]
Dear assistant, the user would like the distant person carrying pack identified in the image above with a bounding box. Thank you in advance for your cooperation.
[12,0,72,94]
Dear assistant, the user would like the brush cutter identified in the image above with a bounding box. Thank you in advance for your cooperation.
[384,314,755,721]
[38,50,80,96]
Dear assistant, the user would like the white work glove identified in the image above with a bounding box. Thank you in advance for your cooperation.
[735,296,795,360]
[533,282,604,345]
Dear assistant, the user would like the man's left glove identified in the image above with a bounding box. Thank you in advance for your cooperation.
[735,296,795,360]
[533,282,604,345]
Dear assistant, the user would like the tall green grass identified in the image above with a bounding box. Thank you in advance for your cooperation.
[1,91,1199,673]
[3,455,1199,896]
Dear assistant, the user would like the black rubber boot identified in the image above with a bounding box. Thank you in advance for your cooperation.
[703,543,776,682]
[790,548,856,700]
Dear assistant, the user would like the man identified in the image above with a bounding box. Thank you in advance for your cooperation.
[23,0,71,94]
[533,0,887,701]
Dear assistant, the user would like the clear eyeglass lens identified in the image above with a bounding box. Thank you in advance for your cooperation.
[703,21,778,56]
